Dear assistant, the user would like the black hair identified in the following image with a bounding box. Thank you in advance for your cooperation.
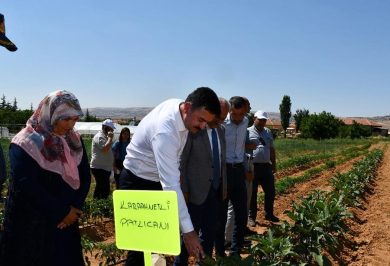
[119,127,131,142]
[185,87,221,116]
[229,96,247,109]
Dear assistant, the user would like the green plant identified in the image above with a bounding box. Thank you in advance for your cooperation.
[81,236,96,266]
[82,198,114,224]
[324,160,336,169]
[330,149,383,207]
[94,242,126,266]
[249,228,299,265]
[284,190,351,264]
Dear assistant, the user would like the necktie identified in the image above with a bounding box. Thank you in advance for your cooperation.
[211,128,220,189]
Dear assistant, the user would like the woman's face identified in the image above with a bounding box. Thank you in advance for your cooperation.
[53,116,79,135]
[122,130,130,141]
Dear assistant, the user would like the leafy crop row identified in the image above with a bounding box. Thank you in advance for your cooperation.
[246,148,383,266]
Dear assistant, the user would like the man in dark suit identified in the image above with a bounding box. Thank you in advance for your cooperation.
[175,98,229,265]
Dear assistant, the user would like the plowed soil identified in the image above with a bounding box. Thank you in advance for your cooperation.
[250,143,390,265]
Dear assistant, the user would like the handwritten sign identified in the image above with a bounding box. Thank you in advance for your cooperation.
[113,190,180,255]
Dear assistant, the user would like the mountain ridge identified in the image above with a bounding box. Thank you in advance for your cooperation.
[84,107,390,129]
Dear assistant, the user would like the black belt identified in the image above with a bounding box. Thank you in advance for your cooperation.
[226,162,244,168]
[253,162,271,166]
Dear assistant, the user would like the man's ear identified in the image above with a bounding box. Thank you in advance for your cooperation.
[183,102,192,114]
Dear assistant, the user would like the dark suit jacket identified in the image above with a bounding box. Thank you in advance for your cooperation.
[180,126,227,205]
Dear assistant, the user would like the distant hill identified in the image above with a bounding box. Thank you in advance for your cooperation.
[84,107,390,129]
[84,108,284,120]
[83,107,153,120]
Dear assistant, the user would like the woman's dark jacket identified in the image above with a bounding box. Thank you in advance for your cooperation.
[0,140,91,266]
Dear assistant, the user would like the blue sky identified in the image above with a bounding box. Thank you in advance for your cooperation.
[1,1,389,117]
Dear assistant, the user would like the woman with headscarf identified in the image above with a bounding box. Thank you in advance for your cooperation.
[0,90,91,266]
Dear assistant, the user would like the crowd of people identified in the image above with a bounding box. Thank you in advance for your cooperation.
[0,87,278,266]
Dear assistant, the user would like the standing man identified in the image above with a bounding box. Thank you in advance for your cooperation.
[119,87,221,266]
[216,96,249,257]
[248,110,279,224]
[175,98,229,265]
[90,119,115,199]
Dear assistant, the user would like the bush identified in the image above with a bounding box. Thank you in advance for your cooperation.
[300,112,343,140]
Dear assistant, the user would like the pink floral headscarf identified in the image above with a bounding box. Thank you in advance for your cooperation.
[12,90,84,189]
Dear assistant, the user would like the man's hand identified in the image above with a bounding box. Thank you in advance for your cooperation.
[57,206,82,229]
[245,143,257,150]
[183,192,190,203]
[182,230,205,262]
[245,171,254,181]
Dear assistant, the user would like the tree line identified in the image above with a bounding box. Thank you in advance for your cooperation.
[279,95,372,140]
[0,95,33,126]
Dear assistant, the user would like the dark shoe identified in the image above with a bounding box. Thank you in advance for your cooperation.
[224,241,231,249]
[241,240,252,253]
[247,217,256,227]
[265,215,280,222]
[245,227,256,236]
[228,252,242,259]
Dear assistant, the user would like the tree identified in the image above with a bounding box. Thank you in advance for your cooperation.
[12,97,18,111]
[279,95,292,138]
[0,94,6,109]
[82,108,100,122]
[300,111,343,140]
[84,108,91,121]
[350,121,371,139]
[294,109,310,132]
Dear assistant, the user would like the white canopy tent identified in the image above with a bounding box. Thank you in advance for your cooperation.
[0,127,9,138]
[74,122,137,139]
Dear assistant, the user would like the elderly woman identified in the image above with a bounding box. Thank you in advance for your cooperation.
[0,90,91,266]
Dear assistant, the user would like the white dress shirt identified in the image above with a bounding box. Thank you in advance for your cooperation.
[123,99,193,233]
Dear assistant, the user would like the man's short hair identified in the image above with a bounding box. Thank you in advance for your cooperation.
[229,96,247,110]
[185,87,221,116]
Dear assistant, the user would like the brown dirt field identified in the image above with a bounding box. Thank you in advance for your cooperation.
[346,144,390,266]
[250,143,390,265]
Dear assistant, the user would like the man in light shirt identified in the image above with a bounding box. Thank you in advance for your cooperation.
[119,87,221,266]
[216,96,249,257]
[247,110,279,223]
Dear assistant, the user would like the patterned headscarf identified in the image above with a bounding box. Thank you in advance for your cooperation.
[12,90,84,189]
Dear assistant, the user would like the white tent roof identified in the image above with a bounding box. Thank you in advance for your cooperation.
[0,127,9,138]
[74,122,137,138]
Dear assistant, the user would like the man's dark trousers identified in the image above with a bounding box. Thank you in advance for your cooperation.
[215,164,247,256]
[249,163,275,219]
[174,187,220,265]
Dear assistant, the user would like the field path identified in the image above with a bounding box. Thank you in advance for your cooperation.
[348,144,390,265]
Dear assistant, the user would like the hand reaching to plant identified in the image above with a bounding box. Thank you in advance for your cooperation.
[57,206,83,229]
[183,230,205,262]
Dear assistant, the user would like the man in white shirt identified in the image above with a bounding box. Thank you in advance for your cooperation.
[119,87,221,266]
